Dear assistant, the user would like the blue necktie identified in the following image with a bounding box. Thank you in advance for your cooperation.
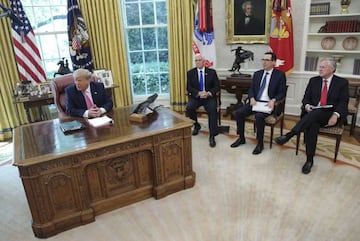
[257,72,269,100]
[199,70,204,91]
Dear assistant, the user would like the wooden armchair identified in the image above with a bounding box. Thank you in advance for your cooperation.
[296,122,344,162]
[245,86,288,148]
[347,79,360,136]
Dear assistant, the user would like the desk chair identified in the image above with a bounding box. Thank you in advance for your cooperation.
[50,73,74,119]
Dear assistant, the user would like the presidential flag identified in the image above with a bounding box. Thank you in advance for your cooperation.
[10,0,46,84]
[193,0,216,68]
[67,0,93,71]
[269,0,294,75]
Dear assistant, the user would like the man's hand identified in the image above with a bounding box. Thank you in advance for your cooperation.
[267,99,275,111]
[250,97,256,106]
[305,104,313,112]
[327,114,338,126]
[88,105,102,118]
[198,91,210,99]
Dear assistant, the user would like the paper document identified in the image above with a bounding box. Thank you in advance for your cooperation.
[312,105,333,109]
[252,101,272,114]
[88,115,113,127]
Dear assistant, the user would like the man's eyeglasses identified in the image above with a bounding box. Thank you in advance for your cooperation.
[261,59,272,62]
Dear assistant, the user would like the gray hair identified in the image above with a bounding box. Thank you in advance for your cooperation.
[73,68,92,80]
[321,58,337,72]
[242,1,253,11]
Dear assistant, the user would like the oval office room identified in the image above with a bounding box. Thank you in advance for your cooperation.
[0,0,360,240]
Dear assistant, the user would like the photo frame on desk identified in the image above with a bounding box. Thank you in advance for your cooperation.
[226,0,271,44]
[93,69,114,88]
[38,81,52,95]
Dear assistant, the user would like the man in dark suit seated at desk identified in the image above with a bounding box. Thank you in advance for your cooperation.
[275,58,349,174]
[230,52,287,155]
[65,68,113,118]
[186,54,220,148]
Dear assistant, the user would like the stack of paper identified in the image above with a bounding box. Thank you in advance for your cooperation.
[87,115,113,127]
[252,101,272,114]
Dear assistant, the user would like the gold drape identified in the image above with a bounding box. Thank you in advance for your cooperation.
[0,0,27,141]
[0,0,192,141]
[79,0,131,107]
[168,0,195,112]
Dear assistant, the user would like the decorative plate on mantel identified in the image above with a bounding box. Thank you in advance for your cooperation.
[342,37,358,50]
[321,37,336,50]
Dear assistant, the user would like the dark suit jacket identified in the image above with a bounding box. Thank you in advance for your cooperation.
[302,75,349,120]
[235,13,264,35]
[65,81,113,117]
[248,69,287,103]
[187,67,220,98]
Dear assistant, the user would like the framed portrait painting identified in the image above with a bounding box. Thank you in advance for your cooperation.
[226,0,271,44]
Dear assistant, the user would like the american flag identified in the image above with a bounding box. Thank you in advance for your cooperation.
[10,0,46,84]
[193,0,216,68]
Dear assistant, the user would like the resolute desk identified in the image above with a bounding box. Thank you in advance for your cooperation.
[13,106,195,238]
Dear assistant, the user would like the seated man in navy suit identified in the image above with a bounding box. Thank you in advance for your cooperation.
[186,54,220,148]
[65,68,113,118]
[230,52,287,155]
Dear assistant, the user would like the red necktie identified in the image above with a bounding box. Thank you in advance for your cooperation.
[82,91,93,109]
[320,80,328,106]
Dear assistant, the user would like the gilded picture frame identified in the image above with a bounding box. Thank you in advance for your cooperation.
[226,0,271,44]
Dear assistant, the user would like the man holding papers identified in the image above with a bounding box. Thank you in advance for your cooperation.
[231,52,287,155]
[275,58,349,174]
[65,68,113,118]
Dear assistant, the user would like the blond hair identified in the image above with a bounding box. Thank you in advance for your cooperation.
[73,68,92,80]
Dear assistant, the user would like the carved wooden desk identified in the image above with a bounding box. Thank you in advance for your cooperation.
[13,106,195,238]
[220,75,252,118]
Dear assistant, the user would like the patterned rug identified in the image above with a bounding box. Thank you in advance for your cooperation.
[0,142,12,166]
[198,119,360,169]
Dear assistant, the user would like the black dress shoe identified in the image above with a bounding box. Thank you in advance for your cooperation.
[192,124,201,136]
[230,138,246,148]
[302,161,313,174]
[209,136,216,147]
[252,143,264,155]
[275,132,293,145]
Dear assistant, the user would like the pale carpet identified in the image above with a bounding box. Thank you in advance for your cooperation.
[0,132,359,241]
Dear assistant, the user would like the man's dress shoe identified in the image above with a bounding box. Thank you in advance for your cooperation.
[252,143,264,155]
[230,138,246,148]
[192,125,201,136]
[209,136,216,147]
[275,134,292,145]
[302,161,313,174]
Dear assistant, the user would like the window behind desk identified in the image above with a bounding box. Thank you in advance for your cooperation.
[120,0,170,98]
[22,0,70,79]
